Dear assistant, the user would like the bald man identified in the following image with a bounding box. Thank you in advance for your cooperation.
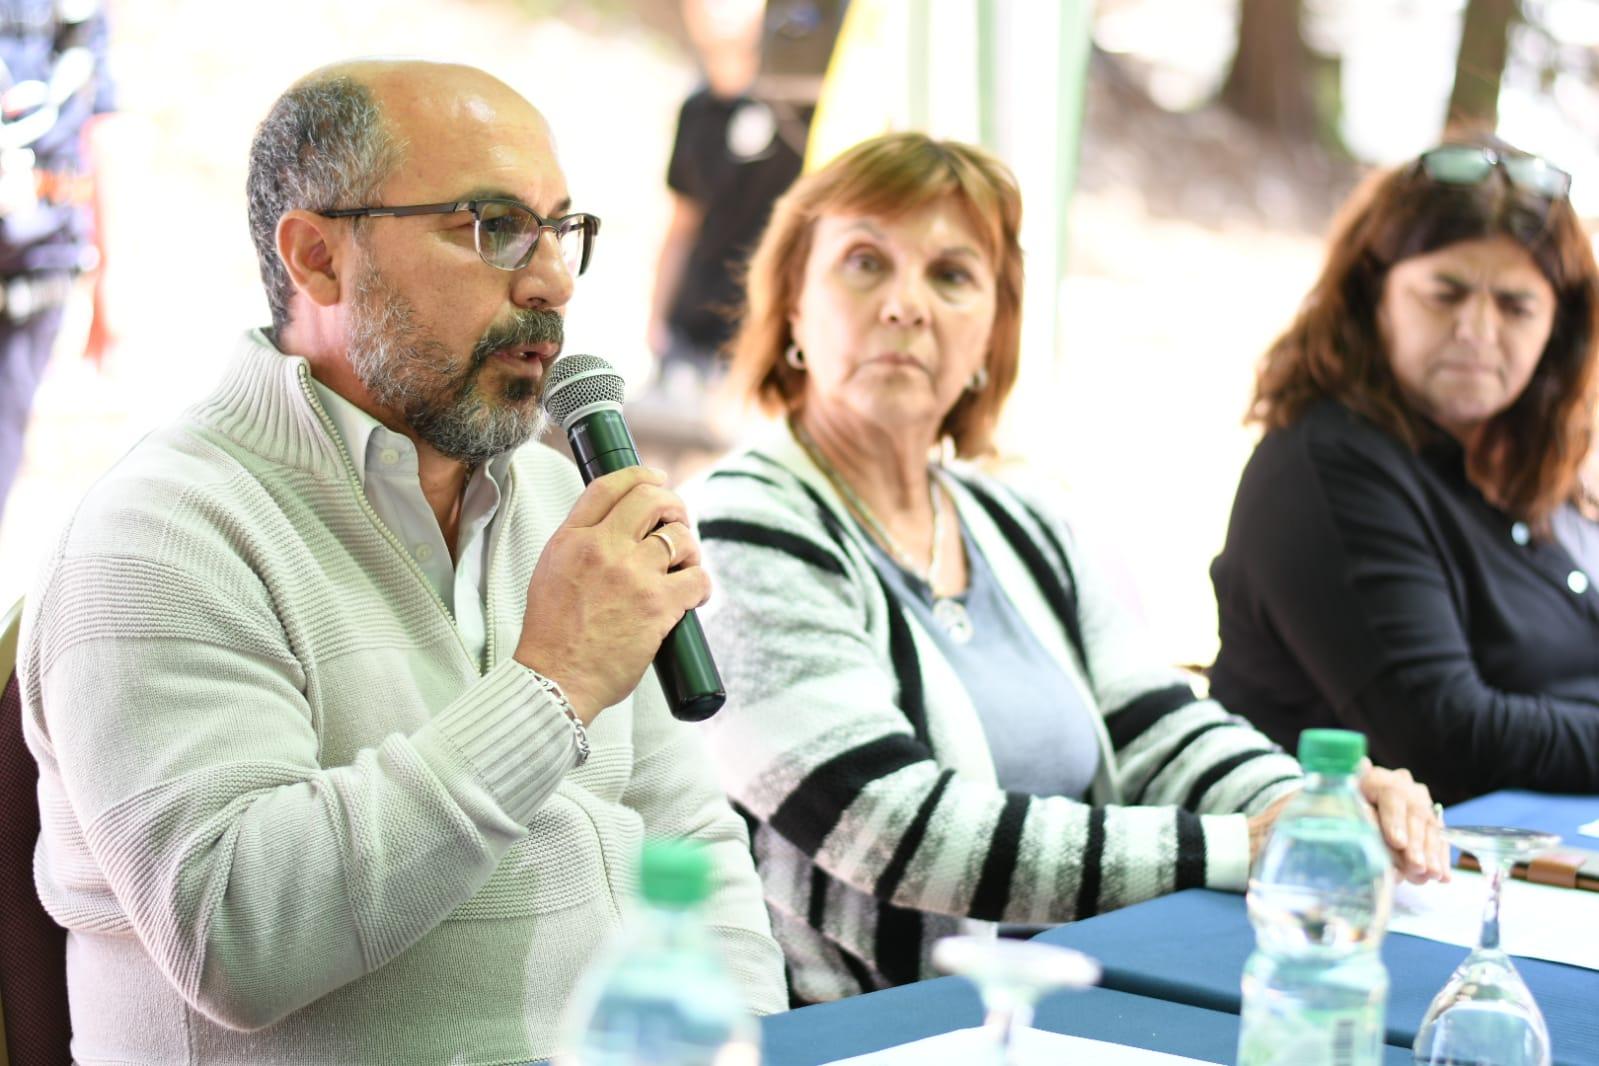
[17,60,785,1063]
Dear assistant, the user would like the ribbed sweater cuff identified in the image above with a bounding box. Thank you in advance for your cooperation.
[1202,813,1253,892]
[711,926,788,1016]
[412,659,579,826]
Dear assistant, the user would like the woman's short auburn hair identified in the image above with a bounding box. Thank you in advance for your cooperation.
[726,131,1024,458]
[1251,133,1599,528]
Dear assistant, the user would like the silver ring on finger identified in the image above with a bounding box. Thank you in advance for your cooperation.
[647,527,676,565]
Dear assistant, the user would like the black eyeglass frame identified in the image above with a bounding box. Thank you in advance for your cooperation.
[1415,145,1573,202]
[317,199,602,275]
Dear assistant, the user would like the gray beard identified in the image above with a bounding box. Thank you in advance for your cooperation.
[346,264,560,465]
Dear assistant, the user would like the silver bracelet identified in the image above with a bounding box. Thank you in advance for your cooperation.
[527,669,590,766]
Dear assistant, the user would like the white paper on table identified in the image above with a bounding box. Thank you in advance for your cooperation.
[822,1026,1222,1065]
[1577,817,1599,839]
[1391,870,1599,970]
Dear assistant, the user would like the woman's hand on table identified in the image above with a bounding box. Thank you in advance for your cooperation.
[1359,763,1450,884]
[1245,765,1450,884]
[1247,793,1298,863]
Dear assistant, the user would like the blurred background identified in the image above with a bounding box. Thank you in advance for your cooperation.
[1,0,1594,667]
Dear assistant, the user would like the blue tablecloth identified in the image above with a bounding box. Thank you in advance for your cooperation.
[753,790,1599,1063]
[761,971,1414,1064]
[1445,790,1599,843]
[1039,887,1599,1065]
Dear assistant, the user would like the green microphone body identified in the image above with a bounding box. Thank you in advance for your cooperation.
[547,358,727,722]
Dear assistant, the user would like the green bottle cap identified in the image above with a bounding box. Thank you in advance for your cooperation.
[1297,728,1367,774]
[639,840,712,907]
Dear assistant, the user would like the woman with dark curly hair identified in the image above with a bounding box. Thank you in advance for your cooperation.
[1211,135,1599,805]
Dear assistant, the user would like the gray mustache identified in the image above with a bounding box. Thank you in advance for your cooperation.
[472,310,564,365]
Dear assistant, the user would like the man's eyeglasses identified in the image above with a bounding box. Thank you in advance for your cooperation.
[1418,145,1572,201]
[318,199,602,276]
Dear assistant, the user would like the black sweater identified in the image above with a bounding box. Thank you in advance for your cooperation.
[1211,399,1599,804]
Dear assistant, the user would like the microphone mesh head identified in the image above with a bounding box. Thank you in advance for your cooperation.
[541,354,626,429]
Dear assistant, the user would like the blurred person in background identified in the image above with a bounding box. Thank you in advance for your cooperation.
[0,0,113,528]
[18,58,783,1063]
[1211,134,1599,806]
[686,132,1446,1005]
[644,0,816,408]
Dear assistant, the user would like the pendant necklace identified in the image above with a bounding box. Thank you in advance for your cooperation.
[795,424,975,644]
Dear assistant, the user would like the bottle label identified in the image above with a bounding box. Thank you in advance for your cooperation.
[1237,1000,1384,1066]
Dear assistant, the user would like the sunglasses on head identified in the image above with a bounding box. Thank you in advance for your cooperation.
[1417,144,1572,201]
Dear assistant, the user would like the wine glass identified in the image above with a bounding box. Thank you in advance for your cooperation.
[932,935,1101,1065]
[1413,826,1559,1066]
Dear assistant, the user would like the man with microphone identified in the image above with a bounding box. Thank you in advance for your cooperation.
[16,59,784,1063]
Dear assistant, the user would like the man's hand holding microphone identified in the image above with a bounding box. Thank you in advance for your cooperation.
[514,354,726,725]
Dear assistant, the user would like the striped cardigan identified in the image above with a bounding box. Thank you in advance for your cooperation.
[686,425,1303,1005]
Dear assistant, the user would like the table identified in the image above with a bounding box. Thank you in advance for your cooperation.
[1037,791,1599,1066]
[758,791,1599,1063]
[1445,790,1599,843]
[760,970,1415,1065]
[1038,888,1599,1064]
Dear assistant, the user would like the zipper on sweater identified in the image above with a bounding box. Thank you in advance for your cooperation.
[482,470,515,673]
[295,365,478,669]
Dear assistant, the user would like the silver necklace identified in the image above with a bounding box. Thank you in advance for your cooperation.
[795,425,975,644]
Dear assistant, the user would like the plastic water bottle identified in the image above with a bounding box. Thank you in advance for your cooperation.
[557,840,760,1066]
[1236,729,1394,1066]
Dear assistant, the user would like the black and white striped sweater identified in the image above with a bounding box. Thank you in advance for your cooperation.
[686,425,1302,1005]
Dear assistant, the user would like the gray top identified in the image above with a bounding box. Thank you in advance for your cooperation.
[862,515,1103,799]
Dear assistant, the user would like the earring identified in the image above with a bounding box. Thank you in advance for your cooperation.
[784,343,806,371]
[965,366,990,392]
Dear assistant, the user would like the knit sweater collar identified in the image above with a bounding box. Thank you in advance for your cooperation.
[754,419,1015,591]
[756,418,978,547]
[756,418,852,518]
[189,329,351,477]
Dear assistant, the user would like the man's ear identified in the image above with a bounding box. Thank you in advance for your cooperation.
[276,210,345,309]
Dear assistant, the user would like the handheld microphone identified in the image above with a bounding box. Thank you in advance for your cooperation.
[540,354,726,722]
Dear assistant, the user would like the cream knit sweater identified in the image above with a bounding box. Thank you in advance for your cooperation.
[18,330,785,1064]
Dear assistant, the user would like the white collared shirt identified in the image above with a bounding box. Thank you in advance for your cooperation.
[310,378,512,670]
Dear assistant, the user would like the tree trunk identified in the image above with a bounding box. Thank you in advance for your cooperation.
[1219,0,1316,140]
[1446,0,1518,136]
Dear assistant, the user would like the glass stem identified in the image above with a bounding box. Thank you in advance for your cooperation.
[1478,854,1509,952]
[988,998,1035,1064]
